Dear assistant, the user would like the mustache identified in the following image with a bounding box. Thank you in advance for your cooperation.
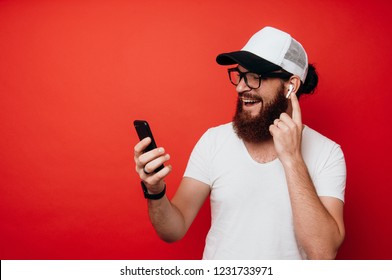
[238,92,263,102]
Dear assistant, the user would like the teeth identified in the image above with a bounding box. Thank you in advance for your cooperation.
[242,98,260,104]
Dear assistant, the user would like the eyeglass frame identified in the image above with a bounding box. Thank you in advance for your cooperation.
[227,67,293,89]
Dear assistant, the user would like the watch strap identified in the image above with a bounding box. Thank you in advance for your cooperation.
[141,181,166,200]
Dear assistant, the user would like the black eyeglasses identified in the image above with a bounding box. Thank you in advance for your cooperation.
[227,67,292,89]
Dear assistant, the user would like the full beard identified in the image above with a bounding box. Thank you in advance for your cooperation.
[233,86,288,143]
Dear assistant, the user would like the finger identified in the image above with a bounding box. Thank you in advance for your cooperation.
[269,124,279,136]
[146,165,172,183]
[134,137,151,157]
[139,147,166,166]
[290,92,302,125]
[273,117,289,130]
[279,113,295,129]
[144,154,170,174]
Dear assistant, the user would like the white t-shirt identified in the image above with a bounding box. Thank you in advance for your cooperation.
[184,123,346,259]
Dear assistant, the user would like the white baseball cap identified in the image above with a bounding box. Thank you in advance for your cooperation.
[216,26,308,82]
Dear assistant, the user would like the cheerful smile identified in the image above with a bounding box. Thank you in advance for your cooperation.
[240,95,262,107]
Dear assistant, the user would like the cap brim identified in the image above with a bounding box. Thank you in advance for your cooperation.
[216,50,281,74]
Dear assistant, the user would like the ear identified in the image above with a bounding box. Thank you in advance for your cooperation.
[286,76,301,98]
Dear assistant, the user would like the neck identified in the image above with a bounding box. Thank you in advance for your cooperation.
[243,138,277,163]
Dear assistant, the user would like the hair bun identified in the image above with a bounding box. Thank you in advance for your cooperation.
[298,64,318,97]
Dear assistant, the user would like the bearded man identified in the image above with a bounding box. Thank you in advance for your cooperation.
[133,26,346,260]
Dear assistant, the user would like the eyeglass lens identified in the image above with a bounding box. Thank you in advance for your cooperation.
[229,69,261,89]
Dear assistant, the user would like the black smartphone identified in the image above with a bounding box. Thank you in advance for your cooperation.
[133,120,164,173]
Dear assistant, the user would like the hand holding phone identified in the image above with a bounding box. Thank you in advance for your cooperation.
[133,120,164,173]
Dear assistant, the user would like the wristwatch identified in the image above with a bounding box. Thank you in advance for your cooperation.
[140,181,166,200]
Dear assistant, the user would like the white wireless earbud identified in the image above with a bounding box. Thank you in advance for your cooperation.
[286,84,294,98]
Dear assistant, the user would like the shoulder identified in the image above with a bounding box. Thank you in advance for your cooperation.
[302,125,341,149]
[193,122,238,154]
[302,125,345,168]
[200,122,235,142]
[206,122,234,134]
[302,126,346,201]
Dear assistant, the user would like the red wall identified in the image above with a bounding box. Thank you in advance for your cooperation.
[1,0,391,260]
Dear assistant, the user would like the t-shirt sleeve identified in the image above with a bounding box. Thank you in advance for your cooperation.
[314,143,347,202]
[183,129,213,187]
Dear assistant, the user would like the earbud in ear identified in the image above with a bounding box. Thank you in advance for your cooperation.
[286,84,294,98]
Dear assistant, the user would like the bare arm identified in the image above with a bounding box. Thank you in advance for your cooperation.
[269,84,345,259]
[148,177,210,242]
[134,138,210,242]
[283,157,345,259]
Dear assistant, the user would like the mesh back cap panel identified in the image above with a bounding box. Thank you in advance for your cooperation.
[282,39,308,81]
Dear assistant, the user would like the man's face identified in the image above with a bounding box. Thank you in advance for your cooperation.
[232,65,289,143]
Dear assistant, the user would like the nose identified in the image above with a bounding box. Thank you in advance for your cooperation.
[236,76,251,92]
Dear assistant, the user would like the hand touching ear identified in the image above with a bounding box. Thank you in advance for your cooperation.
[269,91,304,165]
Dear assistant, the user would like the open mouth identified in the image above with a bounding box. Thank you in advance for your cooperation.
[240,96,262,107]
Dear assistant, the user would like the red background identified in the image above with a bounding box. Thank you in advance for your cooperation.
[1,0,391,260]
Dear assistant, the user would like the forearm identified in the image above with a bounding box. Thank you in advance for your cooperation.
[147,195,187,243]
[283,157,344,259]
